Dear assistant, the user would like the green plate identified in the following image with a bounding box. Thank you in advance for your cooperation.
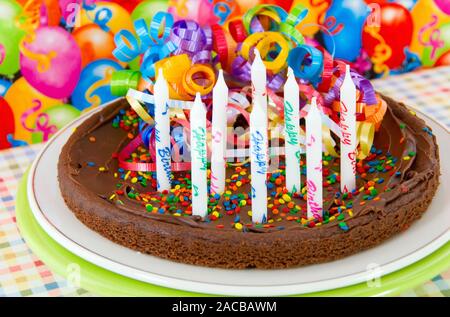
[16,170,450,296]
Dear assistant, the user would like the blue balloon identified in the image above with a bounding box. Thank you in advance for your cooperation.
[323,0,369,62]
[71,59,123,111]
[0,78,12,97]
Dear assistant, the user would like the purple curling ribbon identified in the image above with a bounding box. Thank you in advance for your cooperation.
[323,69,378,107]
[169,20,212,65]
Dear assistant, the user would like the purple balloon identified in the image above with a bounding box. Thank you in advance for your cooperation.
[20,26,82,99]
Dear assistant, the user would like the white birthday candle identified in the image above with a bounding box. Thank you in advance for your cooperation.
[339,64,357,193]
[190,93,208,217]
[284,67,301,194]
[306,97,323,219]
[154,69,171,192]
[251,48,267,119]
[250,99,268,223]
[210,70,228,195]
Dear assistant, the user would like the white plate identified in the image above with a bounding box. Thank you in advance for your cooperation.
[27,99,450,296]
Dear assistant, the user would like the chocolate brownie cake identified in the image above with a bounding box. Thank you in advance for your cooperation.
[58,94,440,269]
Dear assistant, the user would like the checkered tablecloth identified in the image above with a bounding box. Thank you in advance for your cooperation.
[1,67,449,297]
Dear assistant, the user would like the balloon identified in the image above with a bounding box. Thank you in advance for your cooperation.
[0,0,22,27]
[71,59,123,111]
[409,0,450,65]
[292,0,331,37]
[169,0,218,26]
[0,97,14,150]
[421,21,450,66]
[322,0,369,62]
[362,3,414,69]
[31,104,81,143]
[434,50,450,66]
[72,24,117,67]
[113,0,142,13]
[75,1,134,35]
[235,0,262,12]
[0,79,12,97]
[20,26,82,99]
[131,0,169,25]
[434,0,450,15]
[385,0,418,10]
[4,77,62,144]
[0,0,25,75]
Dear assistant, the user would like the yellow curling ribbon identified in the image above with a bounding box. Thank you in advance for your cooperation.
[154,54,192,100]
[356,121,375,160]
[322,125,339,157]
[255,32,289,73]
[181,64,216,96]
[241,32,290,73]
[240,32,267,59]
[126,95,154,125]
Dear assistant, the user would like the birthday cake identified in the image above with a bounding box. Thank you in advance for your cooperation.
[57,5,440,269]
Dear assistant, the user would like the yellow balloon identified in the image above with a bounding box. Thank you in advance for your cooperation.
[74,1,134,35]
[409,0,450,63]
[4,77,61,144]
[292,0,330,37]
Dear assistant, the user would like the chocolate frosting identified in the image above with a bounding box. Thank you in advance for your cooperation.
[58,95,440,268]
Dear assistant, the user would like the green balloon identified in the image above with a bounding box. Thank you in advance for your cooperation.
[421,22,450,67]
[0,29,24,75]
[31,104,81,143]
[0,0,25,75]
[0,0,23,28]
[131,0,169,25]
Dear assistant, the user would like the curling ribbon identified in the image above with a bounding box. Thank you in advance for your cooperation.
[356,121,375,160]
[112,12,175,80]
[279,4,308,45]
[111,70,141,97]
[243,4,287,34]
[287,45,323,84]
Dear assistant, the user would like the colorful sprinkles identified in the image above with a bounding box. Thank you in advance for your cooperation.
[79,106,425,233]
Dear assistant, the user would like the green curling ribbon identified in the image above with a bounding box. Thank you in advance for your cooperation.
[111,70,141,96]
[285,4,309,26]
[242,4,288,34]
[279,4,308,45]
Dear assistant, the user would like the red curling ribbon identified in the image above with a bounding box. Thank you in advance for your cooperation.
[228,20,247,43]
[315,45,334,93]
[211,24,229,69]
[118,133,192,172]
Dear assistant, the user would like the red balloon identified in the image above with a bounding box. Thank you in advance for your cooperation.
[434,50,450,67]
[0,97,14,150]
[113,0,141,13]
[362,3,413,69]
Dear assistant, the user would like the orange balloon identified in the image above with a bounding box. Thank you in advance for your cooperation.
[72,24,117,67]
[4,77,61,144]
[74,1,134,35]
[409,0,450,64]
